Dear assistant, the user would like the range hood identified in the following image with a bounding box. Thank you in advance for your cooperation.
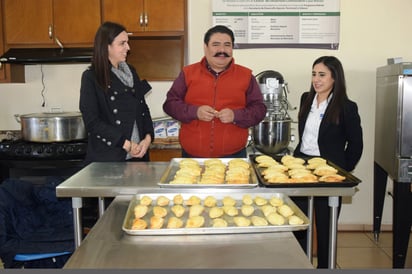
[0,48,93,64]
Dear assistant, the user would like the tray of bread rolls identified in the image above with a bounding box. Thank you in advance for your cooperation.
[249,154,361,188]
[122,191,309,235]
[157,158,258,188]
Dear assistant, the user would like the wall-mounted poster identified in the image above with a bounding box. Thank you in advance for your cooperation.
[212,0,340,49]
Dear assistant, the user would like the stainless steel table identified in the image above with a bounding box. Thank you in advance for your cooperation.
[63,195,314,269]
[56,161,357,269]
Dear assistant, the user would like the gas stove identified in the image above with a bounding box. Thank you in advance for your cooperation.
[0,139,87,160]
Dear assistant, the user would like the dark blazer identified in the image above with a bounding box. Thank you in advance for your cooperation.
[293,92,363,172]
[79,64,154,164]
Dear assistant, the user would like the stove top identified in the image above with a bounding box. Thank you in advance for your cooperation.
[0,139,87,160]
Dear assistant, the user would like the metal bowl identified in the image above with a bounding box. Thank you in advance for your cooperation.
[252,119,291,155]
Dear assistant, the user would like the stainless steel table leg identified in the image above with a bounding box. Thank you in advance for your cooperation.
[98,197,105,218]
[307,196,314,262]
[328,196,339,269]
[72,197,83,249]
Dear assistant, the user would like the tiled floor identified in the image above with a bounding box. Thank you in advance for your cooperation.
[1,231,411,269]
[335,231,412,269]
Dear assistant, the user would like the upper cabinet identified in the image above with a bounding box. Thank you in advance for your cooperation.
[3,0,101,47]
[102,0,185,34]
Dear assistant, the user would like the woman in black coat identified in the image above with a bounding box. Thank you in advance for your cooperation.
[292,56,363,268]
[79,22,154,165]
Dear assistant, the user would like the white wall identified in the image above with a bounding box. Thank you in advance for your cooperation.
[1,0,410,227]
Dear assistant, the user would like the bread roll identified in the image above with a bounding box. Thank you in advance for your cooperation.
[189,204,204,217]
[171,204,185,218]
[185,215,205,228]
[167,216,184,229]
[233,216,251,227]
[134,204,148,219]
[131,218,147,230]
[153,206,168,218]
[241,204,255,217]
[212,218,228,228]
[251,215,268,226]
[209,207,224,218]
[140,195,152,206]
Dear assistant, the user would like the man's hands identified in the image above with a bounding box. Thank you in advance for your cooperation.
[197,105,234,123]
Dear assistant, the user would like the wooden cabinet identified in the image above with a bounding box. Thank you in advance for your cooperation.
[3,0,101,47]
[149,148,182,162]
[102,0,185,34]
[102,0,187,80]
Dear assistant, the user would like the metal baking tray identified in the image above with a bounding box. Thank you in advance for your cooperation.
[249,154,361,188]
[122,191,309,235]
[157,158,258,188]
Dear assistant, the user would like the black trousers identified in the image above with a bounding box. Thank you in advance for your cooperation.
[292,196,342,269]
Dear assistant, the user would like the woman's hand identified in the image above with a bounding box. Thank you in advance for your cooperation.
[130,135,151,158]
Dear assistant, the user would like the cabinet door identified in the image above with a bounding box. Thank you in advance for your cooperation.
[53,0,101,46]
[102,0,145,33]
[4,0,54,46]
[145,0,185,32]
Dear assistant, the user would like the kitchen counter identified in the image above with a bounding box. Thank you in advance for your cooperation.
[63,195,314,269]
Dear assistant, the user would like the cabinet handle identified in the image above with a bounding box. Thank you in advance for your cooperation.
[55,37,64,49]
[139,13,144,26]
[144,13,148,27]
[48,24,53,39]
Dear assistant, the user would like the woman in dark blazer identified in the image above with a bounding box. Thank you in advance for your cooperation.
[79,22,154,165]
[293,56,363,268]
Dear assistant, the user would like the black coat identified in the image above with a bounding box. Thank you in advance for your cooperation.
[79,64,154,164]
[293,92,363,172]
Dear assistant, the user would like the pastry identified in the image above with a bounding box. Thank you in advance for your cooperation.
[318,174,346,182]
[134,204,148,218]
[288,215,304,225]
[156,195,170,206]
[212,218,228,228]
[150,216,164,229]
[189,204,204,217]
[241,204,255,217]
[251,215,268,226]
[185,215,205,228]
[173,194,184,205]
[233,216,251,227]
[278,204,294,218]
[242,194,253,205]
[131,218,147,230]
[153,206,168,218]
[223,206,239,217]
[254,196,268,206]
[260,204,276,217]
[186,195,201,206]
[266,212,285,225]
[313,164,338,176]
[204,195,218,207]
[222,196,237,207]
[209,207,224,218]
[140,195,152,206]
[269,197,284,207]
[167,216,184,229]
[171,204,185,218]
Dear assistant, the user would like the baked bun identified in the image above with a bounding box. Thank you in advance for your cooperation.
[131,218,147,230]
[318,174,346,182]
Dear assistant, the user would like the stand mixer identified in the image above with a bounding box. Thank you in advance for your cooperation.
[252,70,294,156]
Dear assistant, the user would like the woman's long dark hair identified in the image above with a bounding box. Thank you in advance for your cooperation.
[298,56,348,124]
[91,21,126,91]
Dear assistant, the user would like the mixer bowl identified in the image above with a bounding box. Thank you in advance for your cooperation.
[252,119,291,155]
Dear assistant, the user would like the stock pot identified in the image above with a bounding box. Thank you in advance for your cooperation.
[14,111,86,142]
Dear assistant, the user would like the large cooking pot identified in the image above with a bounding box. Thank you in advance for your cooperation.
[252,118,291,155]
[14,111,86,142]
